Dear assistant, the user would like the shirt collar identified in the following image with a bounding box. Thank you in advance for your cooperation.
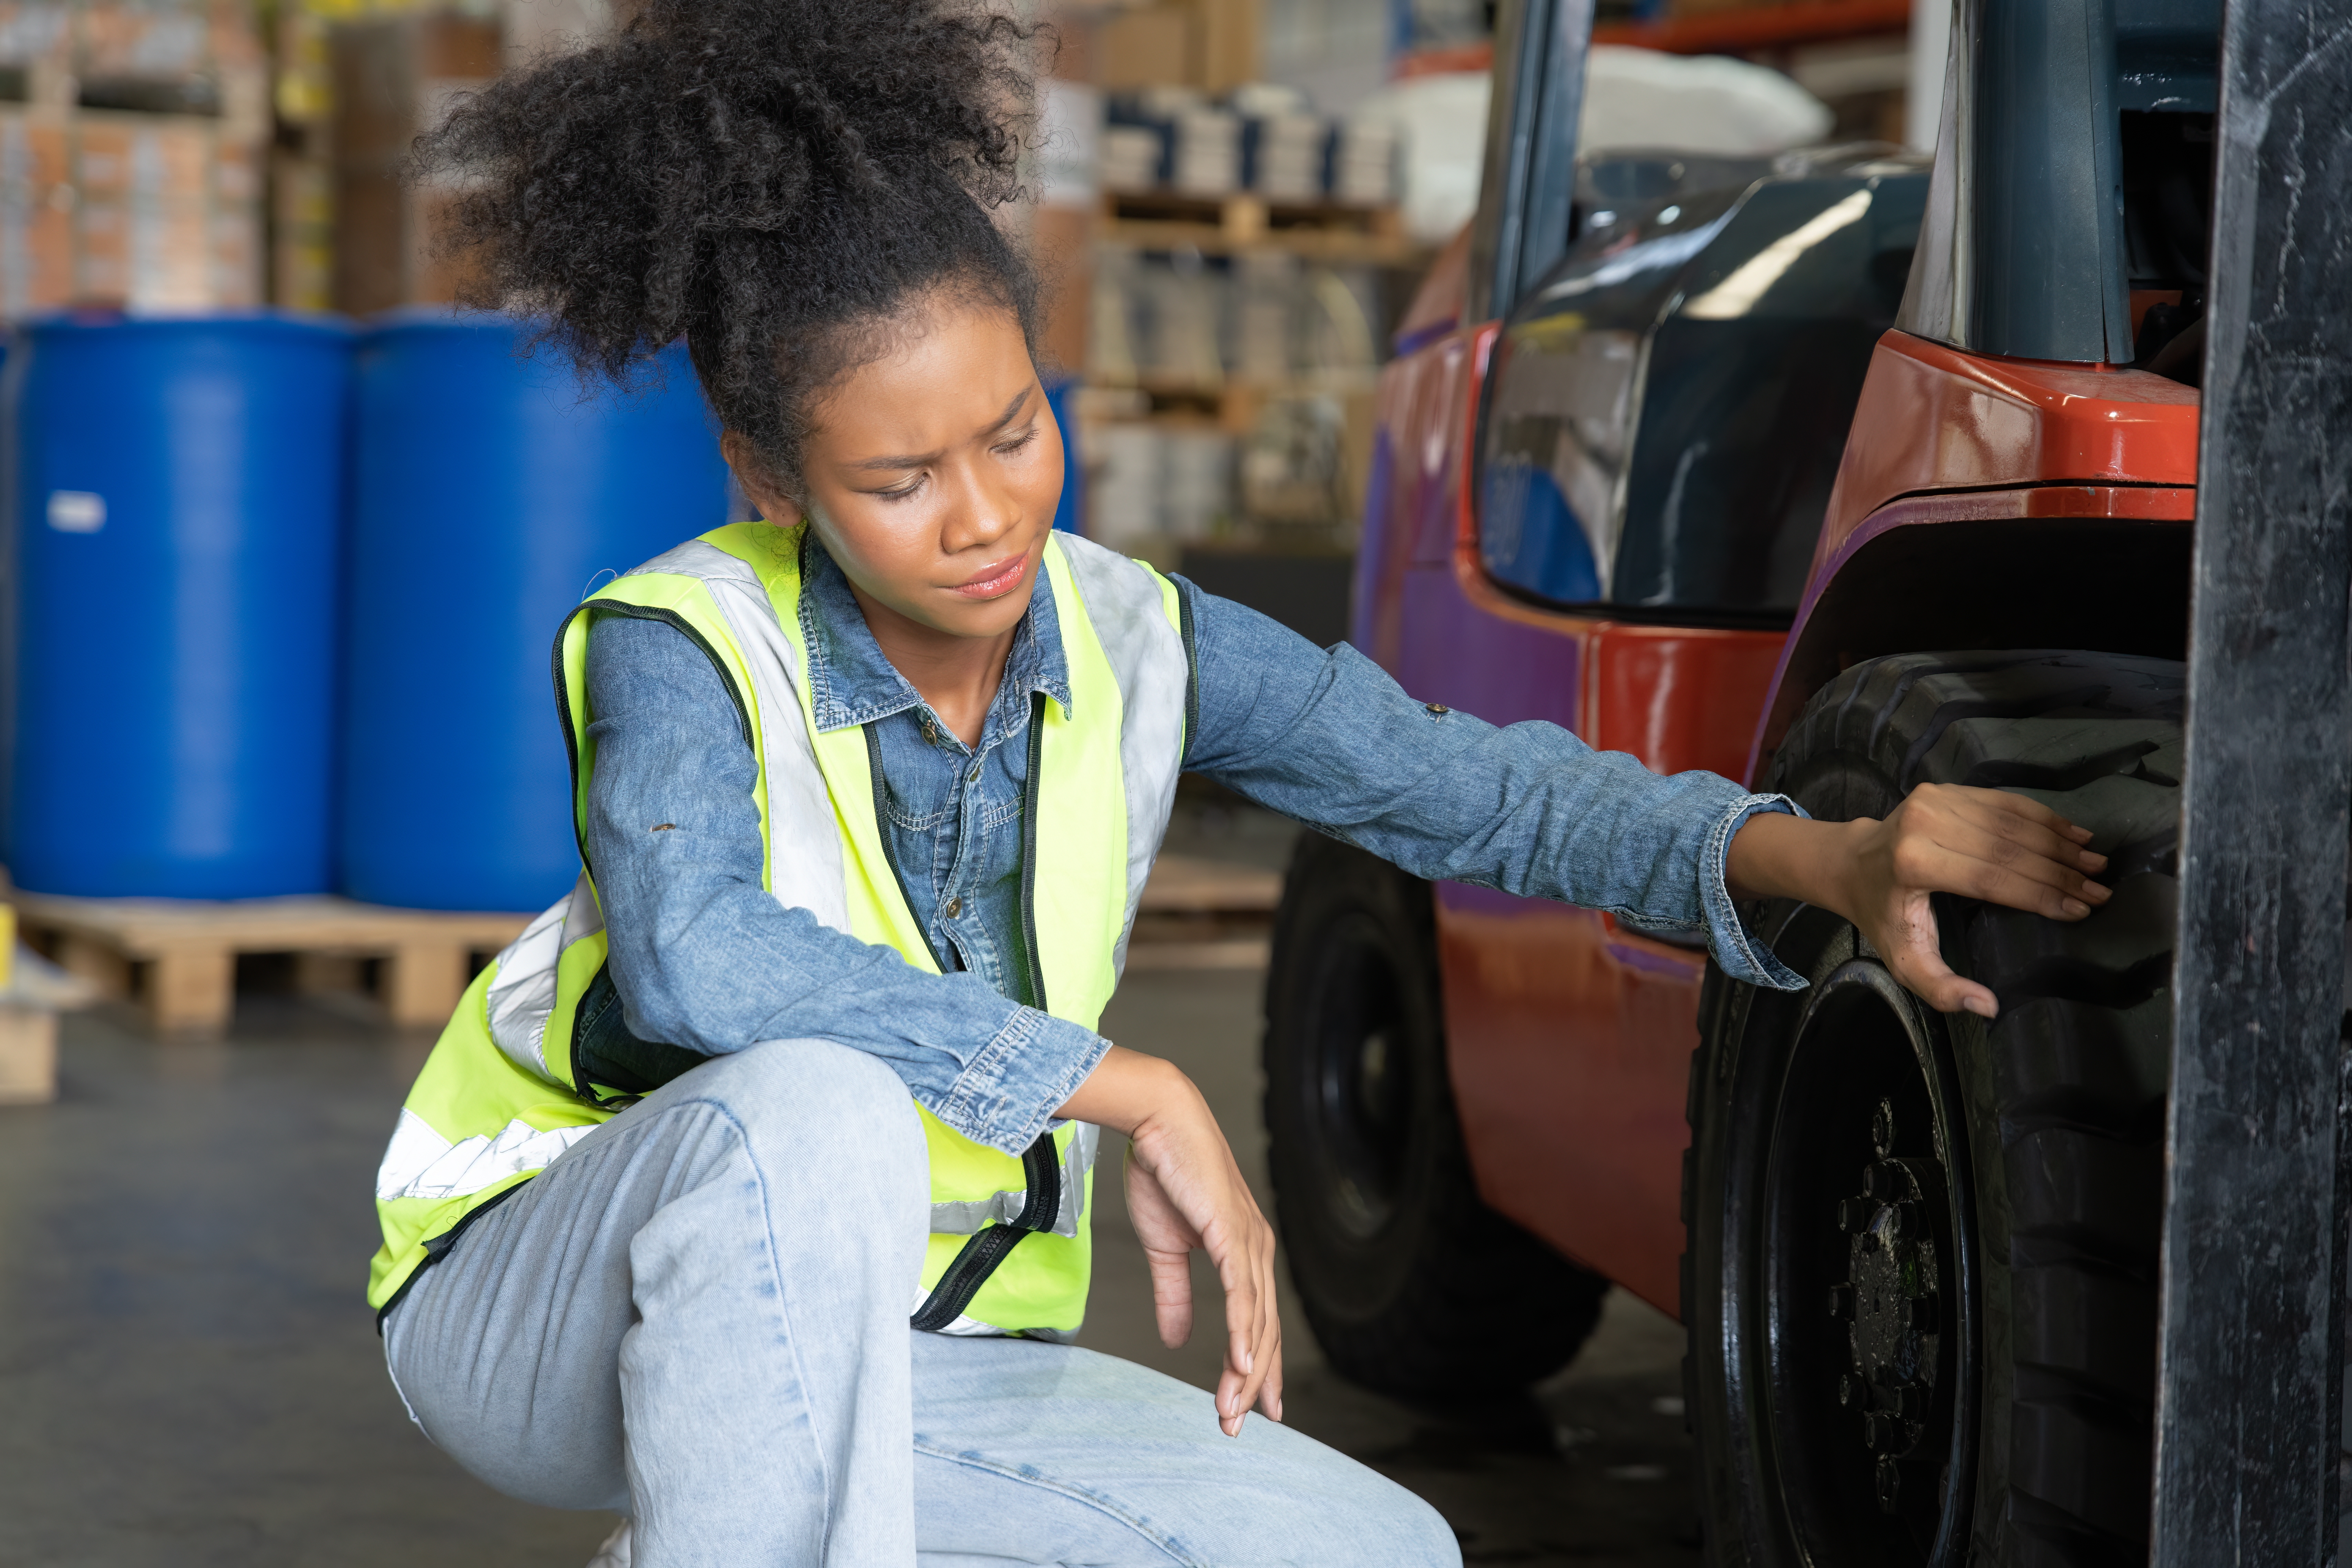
[797,535,1072,739]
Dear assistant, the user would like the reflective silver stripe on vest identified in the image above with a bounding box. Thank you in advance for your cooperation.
[926,1123,1098,1240]
[376,1106,601,1201]
[473,532,1183,1280]
[624,539,850,930]
[908,1293,1077,1344]
[485,873,603,1078]
[1054,534,1189,973]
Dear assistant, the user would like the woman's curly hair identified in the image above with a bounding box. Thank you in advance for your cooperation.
[418,0,1046,495]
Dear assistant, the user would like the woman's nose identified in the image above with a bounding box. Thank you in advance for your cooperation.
[939,464,1018,553]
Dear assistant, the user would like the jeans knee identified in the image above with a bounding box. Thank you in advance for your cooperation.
[668,1038,927,1212]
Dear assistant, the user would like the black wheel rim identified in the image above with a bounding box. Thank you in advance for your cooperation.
[1306,910,1420,1243]
[1760,958,1979,1566]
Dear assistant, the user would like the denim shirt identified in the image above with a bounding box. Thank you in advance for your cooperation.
[583,537,1804,1158]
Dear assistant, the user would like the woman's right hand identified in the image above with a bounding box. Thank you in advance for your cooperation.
[1057,1046,1284,1437]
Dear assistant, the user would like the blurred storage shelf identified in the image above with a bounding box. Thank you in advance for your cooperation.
[1595,0,1912,53]
[0,0,269,314]
[1091,375,1374,432]
[1394,0,1911,67]
[1103,191,1430,268]
[7,885,530,1038]
[1127,852,1279,971]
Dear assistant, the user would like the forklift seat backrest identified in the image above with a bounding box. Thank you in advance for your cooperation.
[1899,0,2220,364]
[1474,0,2221,363]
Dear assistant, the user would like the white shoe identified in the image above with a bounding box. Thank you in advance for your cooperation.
[585,1520,632,1568]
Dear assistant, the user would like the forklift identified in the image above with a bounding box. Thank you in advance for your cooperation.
[1262,0,2352,1559]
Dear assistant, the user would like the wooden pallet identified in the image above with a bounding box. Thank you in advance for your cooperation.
[9,887,531,1038]
[1128,853,1281,971]
[7,851,1279,1038]
[1101,192,1425,267]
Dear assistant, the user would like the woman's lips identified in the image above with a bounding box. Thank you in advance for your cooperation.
[951,555,1029,599]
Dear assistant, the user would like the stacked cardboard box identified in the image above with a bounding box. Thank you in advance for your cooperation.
[327,11,498,315]
[0,0,265,315]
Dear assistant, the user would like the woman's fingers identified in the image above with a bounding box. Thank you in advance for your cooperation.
[1207,1196,1287,1436]
[1214,1219,1267,1436]
[1910,834,2105,917]
[1863,784,2120,1017]
[1120,1098,1285,1436]
[1892,787,2110,917]
[1870,892,1999,1016]
[1145,1242,1195,1350]
[1249,1215,1282,1421]
[1939,787,2107,872]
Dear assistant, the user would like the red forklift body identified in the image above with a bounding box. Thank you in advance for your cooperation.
[1354,178,2201,1320]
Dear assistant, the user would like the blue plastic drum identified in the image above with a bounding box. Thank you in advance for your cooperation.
[341,313,729,912]
[4,314,352,898]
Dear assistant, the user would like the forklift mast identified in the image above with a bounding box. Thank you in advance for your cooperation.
[2156,0,2352,1559]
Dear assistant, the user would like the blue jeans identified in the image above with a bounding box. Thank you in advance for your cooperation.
[382,1038,1458,1567]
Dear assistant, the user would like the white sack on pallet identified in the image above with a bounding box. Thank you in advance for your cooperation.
[1357,47,1835,244]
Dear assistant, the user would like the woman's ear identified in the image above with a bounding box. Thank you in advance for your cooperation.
[720,430,801,523]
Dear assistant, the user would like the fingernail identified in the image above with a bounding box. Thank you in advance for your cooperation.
[1966,995,1997,1018]
[2062,898,2088,916]
[2082,850,2108,867]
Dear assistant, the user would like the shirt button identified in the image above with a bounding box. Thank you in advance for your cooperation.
[944,897,962,918]
[1425,702,1450,715]
[968,762,982,783]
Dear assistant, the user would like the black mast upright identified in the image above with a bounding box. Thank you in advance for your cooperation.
[2152,0,2352,1560]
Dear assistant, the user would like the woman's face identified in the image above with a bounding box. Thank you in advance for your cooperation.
[731,299,1063,642]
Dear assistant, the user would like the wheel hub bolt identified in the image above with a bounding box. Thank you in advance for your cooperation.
[1872,1098,1896,1156]
[1863,1412,1902,1452]
[1876,1455,1902,1512]
[1828,1283,1855,1320]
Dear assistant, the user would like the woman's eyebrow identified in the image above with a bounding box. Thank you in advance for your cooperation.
[842,389,1033,472]
[983,387,1032,433]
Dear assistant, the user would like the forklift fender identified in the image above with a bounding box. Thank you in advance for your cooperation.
[1748,505,2192,787]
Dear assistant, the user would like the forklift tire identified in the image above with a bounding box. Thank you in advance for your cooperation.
[1265,831,1610,1401]
[1684,650,2180,1568]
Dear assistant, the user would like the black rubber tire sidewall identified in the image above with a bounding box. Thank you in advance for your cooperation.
[1264,831,1609,1400]
[1685,650,2180,1568]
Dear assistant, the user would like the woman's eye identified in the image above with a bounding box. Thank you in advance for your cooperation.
[875,476,925,503]
[993,426,1039,457]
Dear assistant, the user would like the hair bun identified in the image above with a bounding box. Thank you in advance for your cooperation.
[419,0,1045,491]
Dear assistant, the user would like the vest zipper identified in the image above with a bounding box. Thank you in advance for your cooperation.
[1018,689,1050,1013]
[909,1129,1063,1332]
[909,690,1059,1334]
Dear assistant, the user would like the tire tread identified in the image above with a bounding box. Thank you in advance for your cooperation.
[1768,650,2180,1565]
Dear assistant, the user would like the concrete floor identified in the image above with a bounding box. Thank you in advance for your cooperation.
[0,963,1698,1567]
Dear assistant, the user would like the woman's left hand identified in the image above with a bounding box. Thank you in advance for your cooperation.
[1056,1045,1284,1436]
[1726,783,2112,1017]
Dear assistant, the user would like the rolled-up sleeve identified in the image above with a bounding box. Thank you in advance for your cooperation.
[584,612,1109,1154]
[1176,583,1806,991]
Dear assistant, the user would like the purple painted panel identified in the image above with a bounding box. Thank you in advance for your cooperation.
[1394,567,1583,732]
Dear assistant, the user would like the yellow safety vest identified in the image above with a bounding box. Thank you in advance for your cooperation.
[368,521,1191,1339]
